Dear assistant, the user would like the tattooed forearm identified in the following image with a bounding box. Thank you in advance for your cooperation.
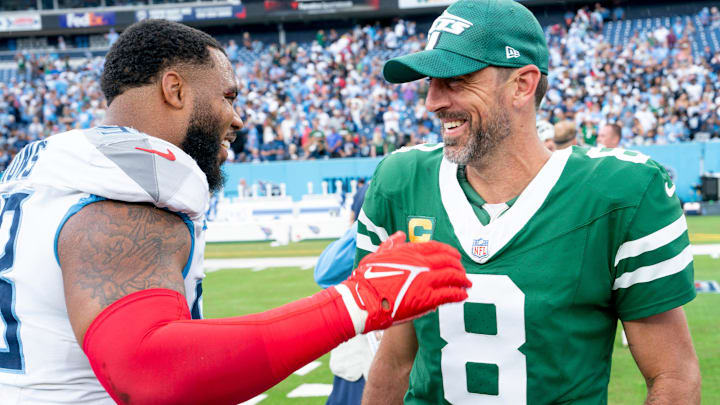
[58,200,190,316]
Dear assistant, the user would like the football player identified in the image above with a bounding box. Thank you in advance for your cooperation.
[358,1,700,404]
[0,20,471,404]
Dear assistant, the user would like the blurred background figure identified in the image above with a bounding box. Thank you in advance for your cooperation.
[553,120,578,150]
[597,123,623,148]
[537,120,556,151]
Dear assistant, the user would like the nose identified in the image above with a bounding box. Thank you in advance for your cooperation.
[231,106,244,130]
[425,78,451,113]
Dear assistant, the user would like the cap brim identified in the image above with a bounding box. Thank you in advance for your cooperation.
[383,49,489,84]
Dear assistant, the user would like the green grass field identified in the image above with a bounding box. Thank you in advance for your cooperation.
[687,215,720,243]
[203,216,720,404]
[205,239,334,259]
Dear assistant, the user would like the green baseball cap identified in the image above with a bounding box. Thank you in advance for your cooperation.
[383,0,549,84]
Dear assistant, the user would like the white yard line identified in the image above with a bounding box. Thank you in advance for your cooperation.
[293,361,322,376]
[691,244,720,258]
[286,384,333,398]
[205,256,319,272]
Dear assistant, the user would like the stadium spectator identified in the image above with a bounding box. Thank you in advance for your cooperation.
[361,1,700,404]
[261,130,287,161]
[597,123,623,148]
[536,119,556,151]
[0,19,470,404]
[553,119,578,149]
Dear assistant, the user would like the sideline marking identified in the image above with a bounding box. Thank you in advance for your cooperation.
[294,361,322,376]
[287,384,333,398]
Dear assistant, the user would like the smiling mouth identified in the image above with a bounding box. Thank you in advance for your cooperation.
[444,120,466,131]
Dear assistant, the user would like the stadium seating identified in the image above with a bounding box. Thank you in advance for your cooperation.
[0,6,718,175]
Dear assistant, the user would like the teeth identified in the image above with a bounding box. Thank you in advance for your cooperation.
[444,120,464,130]
[221,140,230,149]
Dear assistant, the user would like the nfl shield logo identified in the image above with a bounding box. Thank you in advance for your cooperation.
[472,239,489,260]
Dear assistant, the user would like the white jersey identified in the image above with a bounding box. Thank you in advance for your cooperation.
[0,126,209,404]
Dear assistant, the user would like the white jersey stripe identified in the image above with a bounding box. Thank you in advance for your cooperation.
[614,215,687,266]
[356,233,379,253]
[392,143,444,155]
[358,208,389,242]
[612,245,693,290]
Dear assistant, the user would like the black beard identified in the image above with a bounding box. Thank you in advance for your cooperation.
[181,102,225,193]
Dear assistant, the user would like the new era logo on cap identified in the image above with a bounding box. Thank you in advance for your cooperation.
[505,46,520,59]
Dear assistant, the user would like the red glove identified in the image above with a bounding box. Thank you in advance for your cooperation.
[334,231,470,333]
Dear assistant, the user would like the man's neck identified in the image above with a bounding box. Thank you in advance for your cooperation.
[100,89,183,147]
[464,135,552,204]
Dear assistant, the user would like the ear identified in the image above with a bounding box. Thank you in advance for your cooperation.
[510,65,541,110]
[160,70,186,110]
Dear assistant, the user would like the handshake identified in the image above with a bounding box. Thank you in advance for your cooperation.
[333,232,472,334]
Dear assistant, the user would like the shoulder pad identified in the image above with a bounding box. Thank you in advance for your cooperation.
[372,144,444,198]
[570,146,665,205]
[37,126,208,220]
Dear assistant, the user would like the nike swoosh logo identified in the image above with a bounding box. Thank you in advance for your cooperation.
[364,266,405,279]
[135,147,176,161]
[364,263,430,317]
[665,182,676,197]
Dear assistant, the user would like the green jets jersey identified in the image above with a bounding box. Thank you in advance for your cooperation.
[355,144,695,405]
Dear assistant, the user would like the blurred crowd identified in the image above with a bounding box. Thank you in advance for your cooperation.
[0,5,719,169]
[542,4,720,147]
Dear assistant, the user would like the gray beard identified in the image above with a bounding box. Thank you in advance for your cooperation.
[443,107,511,166]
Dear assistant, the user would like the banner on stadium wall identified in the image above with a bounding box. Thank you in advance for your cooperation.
[223,157,381,201]
[135,5,246,23]
[60,12,115,28]
[0,14,41,32]
[398,0,454,9]
[262,0,378,14]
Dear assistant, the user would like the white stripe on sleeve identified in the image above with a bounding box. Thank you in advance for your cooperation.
[614,215,687,267]
[612,245,693,290]
[356,233,379,253]
[358,208,389,242]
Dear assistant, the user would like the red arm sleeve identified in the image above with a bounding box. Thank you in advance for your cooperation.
[83,288,355,405]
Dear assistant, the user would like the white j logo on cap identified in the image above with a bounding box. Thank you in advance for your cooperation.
[425,11,474,50]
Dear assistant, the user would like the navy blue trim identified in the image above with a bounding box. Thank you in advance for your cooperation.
[157,208,195,279]
[176,212,195,279]
[0,191,33,373]
[54,195,107,267]
[190,280,203,320]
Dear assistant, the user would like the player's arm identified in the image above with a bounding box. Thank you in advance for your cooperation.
[362,322,418,405]
[611,162,700,404]
[59,200,469,405]
[59,200,190,344]
[623,307,700,405]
